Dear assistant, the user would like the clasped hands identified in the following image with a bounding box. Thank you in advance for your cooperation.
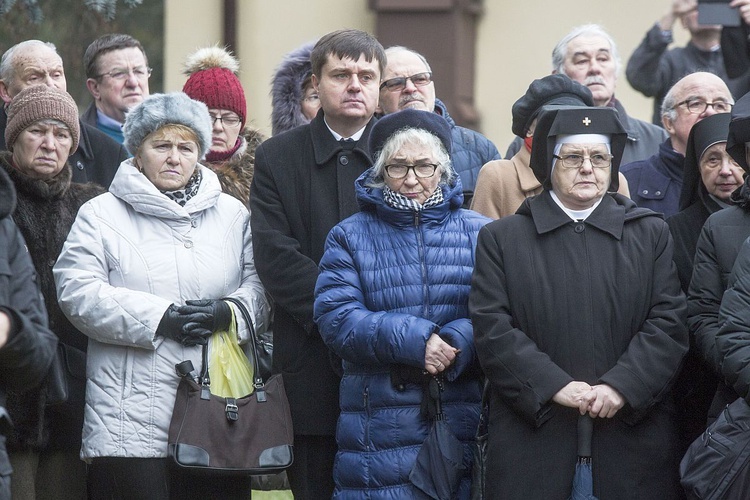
[156,299,232,346]
[424,333,460,375]
[552,381,624,419]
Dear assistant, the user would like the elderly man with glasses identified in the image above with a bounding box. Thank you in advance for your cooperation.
[82,34,151,144]
[621,71,734,218]
[377,46,500,207]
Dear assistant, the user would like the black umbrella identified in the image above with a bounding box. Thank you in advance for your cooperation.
[569,414,599,500]
[410,376,466,500]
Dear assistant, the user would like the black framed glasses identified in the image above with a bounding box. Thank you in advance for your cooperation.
[209,114,241,127]
[379,72,433,92]
[553,153,613,170]
[94,66,152,81]
[676,98,733,114]
[384,163,438,179]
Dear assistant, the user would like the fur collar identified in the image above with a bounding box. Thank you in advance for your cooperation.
[271,42,315,136]
[205,126,264,206]
[1,152,72,201]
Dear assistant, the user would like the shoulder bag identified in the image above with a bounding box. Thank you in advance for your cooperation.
[167,298,293,476]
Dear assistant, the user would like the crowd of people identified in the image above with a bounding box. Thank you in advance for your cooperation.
[3,0,750,498]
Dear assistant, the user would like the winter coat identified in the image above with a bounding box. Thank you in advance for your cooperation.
[0,166,59,490]
[433,99,500,208]
[687,179,750,420]
[205,127,264,206]
[54,159,270,460]
[470,191,688,499]
[0,107,127,189]
[471,146,539,219]
[505,100,667,166]
[0,154,103,452]
[621,139,685,218]
[314,171,488,499]
[251,112,375,435]
[626,23,749,125]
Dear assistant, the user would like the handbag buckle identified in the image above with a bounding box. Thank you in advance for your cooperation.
[225,398,239,422]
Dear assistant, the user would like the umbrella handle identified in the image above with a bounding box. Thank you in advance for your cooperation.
[577,414,593,458]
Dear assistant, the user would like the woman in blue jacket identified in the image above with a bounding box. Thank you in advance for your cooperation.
[314,109,489,499]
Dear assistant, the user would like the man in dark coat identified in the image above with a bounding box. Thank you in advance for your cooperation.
[0,40,128,188]
[377,46,500,208]
[470,106,688,499]
[0,166,59,498]
[621,72,733,218]
[250,29,385,500]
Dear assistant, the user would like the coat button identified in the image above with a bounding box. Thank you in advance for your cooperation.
[655,191,661,196]
[48,259,56,267]
[76,161,84,171]
[641,190,649,195]
[184,240,193,248]
[339,155,349,166]
[574,223,585,233]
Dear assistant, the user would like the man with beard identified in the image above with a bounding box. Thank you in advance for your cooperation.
[506,24,667,167]
[377,46,500,207]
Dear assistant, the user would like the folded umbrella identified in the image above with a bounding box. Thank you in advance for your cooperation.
[569,414,598,500]
[410,376,466,500]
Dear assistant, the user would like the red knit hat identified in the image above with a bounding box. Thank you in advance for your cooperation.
[182,46,247,128]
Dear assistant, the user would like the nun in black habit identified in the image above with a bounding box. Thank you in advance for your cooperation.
[469,106,688,499]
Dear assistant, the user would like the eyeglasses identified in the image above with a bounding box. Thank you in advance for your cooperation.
[676,98,733,114]
[209,114,241,127]
[384,163,438,179]
[553,153,613,170]
[95,66,152,81]
[379,72,433,92]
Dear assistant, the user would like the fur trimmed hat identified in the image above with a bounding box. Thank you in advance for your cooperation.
[5,85,80,154]
[369,109,452,160]
[271,41,316,136]
[182,46,247,128]
[123,92,212,158]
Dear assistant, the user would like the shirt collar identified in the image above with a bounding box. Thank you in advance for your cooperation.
[324,118,366,142]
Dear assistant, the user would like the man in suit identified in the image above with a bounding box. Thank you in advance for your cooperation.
[250,29,385,500]
[0,40,128,188]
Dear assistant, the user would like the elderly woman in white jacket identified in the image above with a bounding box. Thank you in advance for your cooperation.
[53,92,270,500]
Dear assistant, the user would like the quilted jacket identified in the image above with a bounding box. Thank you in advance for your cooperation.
[314,170,489,499]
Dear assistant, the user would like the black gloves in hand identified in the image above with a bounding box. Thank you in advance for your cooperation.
[155,300,232,346]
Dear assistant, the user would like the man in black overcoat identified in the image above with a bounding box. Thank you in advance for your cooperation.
[250,29,386,500]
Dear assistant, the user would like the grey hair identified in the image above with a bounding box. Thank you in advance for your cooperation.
[551,24,621,76]
[661,85,679,122]
[367,128,454,188]
[0,40,58,83]
[384,46,432,73]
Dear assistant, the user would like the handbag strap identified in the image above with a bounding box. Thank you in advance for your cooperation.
[221,296,267,400]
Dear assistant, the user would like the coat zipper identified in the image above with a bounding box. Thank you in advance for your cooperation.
[363,386,370,451]
[414,212,429,315]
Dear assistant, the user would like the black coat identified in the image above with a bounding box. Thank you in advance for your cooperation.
[470,191,688,499]
[0,107,127,189]
[687,181,750,418]
[1,153,104,450]
[0,167,58,439]
[250,112,375,435]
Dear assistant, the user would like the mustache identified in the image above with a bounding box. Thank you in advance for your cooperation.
[399,95,424,106]
[583,76,606,86]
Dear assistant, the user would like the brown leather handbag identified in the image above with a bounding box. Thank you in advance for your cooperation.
[167,299,293,476]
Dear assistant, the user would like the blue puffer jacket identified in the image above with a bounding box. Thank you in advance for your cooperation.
[314,170,489,499]
[434,99,501,207]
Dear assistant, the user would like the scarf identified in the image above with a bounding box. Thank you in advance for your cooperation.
[163,168,202,206]
[383,185,444,212]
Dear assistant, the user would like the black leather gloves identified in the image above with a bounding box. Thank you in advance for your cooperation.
[155,300,232,346]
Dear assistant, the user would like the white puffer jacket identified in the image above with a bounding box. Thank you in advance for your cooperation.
[54,159,270,460]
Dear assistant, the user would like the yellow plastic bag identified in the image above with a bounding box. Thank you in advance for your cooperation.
[208,307,255,398]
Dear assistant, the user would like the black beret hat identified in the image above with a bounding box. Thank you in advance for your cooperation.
[530,105,627,191]
[369,109,452,161]
[511,74,595,138]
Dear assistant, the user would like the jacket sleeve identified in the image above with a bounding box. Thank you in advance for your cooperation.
[469,225,573,427]
[721,23,750,79]
[251,144,320,335]
[470,162,503,219]
[0,220,57,393]
[225,212,272,343]
[438,318,476,381]
[716,239,750,400]
[625,24,673,98]
[53,202,173,350]
[687,218,725,373]
[597,221,688,413]
[314,224,438,368]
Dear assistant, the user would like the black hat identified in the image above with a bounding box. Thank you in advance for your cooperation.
[727,92,750,173]
[530,105,628,191]
[511,74,594,138]
[369,109,452,161]
[680,113,732,211]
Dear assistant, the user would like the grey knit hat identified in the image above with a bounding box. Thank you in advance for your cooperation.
[123,92,212,158]
[5,85,80,154]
